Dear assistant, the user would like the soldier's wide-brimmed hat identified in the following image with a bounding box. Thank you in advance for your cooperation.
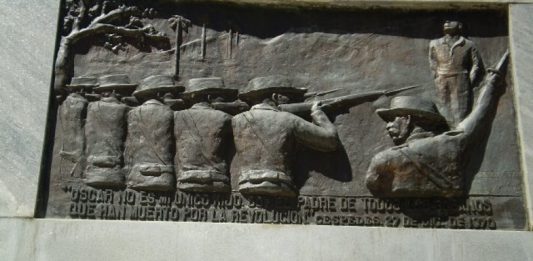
[376,96,447,125]
[65,76,97,91]
[182,77,237,100]
[94,74,137,93]
[133,75,185,100]
[238,75,307,102]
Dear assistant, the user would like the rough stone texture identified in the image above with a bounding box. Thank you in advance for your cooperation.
[510,4,533,230]
[0,0,59,217]
[1,218,533,261]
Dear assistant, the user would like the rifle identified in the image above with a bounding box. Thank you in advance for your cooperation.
[122,95,249,114]
[164,98,187,111]
[303,88,341,100]
[121,96,188,111]
[279,84,420,116]
[487,50,509,76]
[211,100,250,115]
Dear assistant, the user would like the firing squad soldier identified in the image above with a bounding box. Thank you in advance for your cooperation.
[232,75,339,197]
[174,77,237,193]
[84,74,133,188]
[124,75,184,192]
[58,76,92,177]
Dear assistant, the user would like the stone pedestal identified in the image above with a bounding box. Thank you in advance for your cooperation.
[1,1,533,260]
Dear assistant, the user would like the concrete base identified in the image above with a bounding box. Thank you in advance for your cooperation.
[0,219,532,261]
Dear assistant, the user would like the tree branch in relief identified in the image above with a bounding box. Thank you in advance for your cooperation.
[55,0,168,97]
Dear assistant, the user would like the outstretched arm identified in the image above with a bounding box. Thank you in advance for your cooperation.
[294,102,339,152]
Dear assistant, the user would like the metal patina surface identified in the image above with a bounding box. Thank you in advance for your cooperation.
[39,0,525,230]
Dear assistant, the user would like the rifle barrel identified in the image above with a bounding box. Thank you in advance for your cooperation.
[383,84,420,96]
[280,85,420,115]
[490,50,509,74]
[304,88,342,100]
[212,101,250,115]
[321,90,384,106]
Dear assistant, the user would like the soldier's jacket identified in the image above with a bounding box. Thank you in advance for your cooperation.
[58,93,88,178]
[84,96,129,187]
[232,103,338,188]
[365,131,466,198]
[125,99,175,191]
[174,103,232,189]
[59,93,87,164]
[429,36,483,83]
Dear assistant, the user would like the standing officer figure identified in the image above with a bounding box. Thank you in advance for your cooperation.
[429,20,483,126]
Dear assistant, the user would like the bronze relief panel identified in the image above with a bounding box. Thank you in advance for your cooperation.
[39,1,525,230]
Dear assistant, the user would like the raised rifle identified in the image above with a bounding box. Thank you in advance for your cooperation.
[279,84,420,116]
[211,100,250,115]
[303,88,342,100]
[487,50,509,76]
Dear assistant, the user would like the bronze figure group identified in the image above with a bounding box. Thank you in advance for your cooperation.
[57,20,510,199]
[366,21,509,198]
[59,72,345,197]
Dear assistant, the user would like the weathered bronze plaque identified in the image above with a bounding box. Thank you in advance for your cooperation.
[39,0,526,230]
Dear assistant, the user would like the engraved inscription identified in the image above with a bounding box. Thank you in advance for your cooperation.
[65,186,497,229]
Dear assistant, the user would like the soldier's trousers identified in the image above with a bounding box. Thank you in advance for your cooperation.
[434,73,472,127]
